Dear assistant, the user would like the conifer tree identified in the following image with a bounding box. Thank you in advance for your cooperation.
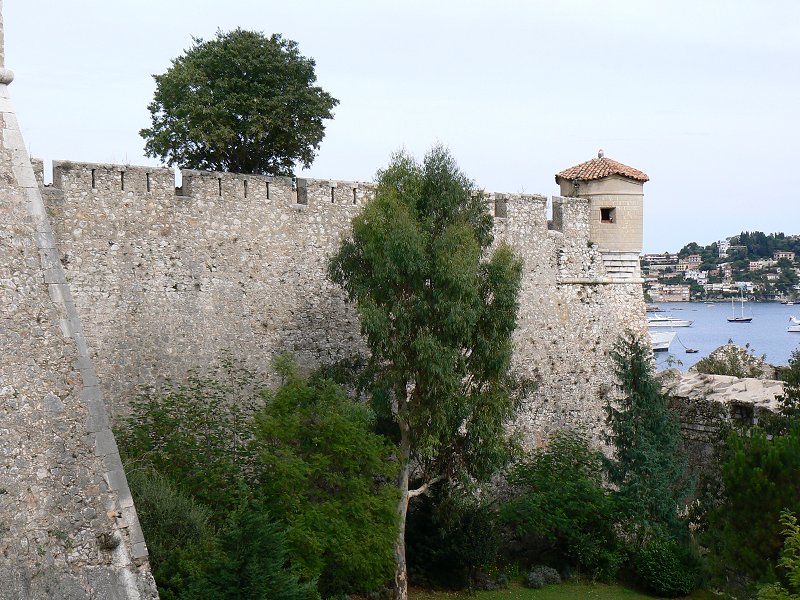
[605,331,689,535]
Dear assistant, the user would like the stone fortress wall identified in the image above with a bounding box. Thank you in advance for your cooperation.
[0,85,157,600]
[33,158,647,445]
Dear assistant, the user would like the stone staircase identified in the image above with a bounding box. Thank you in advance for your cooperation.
[601,251,641,280]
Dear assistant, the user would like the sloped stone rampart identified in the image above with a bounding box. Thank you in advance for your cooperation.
[0,89,156,597]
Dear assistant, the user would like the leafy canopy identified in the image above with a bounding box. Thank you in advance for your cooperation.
[117,355,398,599]
[252,359,399,596]
[329,145,524,487]
[141,29,338,176]
[328,146,523,598]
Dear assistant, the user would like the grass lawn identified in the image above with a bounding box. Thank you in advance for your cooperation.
[410,582,719,600]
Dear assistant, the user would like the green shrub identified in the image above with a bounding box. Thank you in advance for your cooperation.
[605,332,690,537]
[124,468,217,599]
[525,570,544,589]
[252,358,399,596]
[531,565,561,584]
[758,583,796,600]
[501,430,622,580]
[764,350,800,436]
[126,469,316,600]
[406,487,500,590]
[118,354,399,598]
[757,511,800,599]
[116,353,262,520]
[634,531,698,597]
[184,504,319,600]
[125,469,213,573]
[707,425,800,586]
[693,342,770,379]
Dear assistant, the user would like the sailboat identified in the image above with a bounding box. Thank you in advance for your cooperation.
[727,290,752,323]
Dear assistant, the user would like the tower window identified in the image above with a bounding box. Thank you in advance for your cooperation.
[600,207,616,223]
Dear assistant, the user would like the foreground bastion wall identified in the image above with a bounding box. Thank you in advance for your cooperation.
[37,159,646,444]
[0,103,156,597]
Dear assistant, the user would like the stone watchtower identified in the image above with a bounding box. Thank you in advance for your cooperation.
[555,150,648,279]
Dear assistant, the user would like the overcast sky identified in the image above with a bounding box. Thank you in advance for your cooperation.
[5,0,799,252]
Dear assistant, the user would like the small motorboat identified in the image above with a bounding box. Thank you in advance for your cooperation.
[789,316,800,333]
[649,331,676,352]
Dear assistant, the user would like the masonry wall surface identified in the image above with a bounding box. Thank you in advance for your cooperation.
[663,370,784,478]
[0,104,156,597]
[40,160,647,446]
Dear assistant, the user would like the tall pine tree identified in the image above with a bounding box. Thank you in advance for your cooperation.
[605,331,689,536]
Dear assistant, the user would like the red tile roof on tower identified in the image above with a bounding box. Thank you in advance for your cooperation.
[555,150,649,183]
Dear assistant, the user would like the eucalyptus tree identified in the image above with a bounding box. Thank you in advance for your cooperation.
[329,146,524,600]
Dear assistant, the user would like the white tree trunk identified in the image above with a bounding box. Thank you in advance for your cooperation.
[393,419,411,600]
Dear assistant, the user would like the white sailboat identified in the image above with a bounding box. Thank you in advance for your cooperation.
[727,290,752,323]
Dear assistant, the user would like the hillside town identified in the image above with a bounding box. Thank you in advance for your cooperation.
[642,232,800,302]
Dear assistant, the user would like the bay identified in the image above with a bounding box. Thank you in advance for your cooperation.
[652,301,800,371]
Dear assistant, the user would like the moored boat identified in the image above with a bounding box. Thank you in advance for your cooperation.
[647,315,693,327]
[789,316,800,333]
[650,330,676,352]
[728,291,753,323]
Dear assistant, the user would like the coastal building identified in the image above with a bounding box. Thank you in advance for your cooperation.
[650,283,691,302]
[684,269,707,283]
[749,259,775,271]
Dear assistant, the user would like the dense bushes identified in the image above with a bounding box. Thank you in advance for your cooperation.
[117,355,398,599]
[689,350,800,596]
[500,333,700,595]
[252,359,399,596]
[501,430,622,579]
[706,424,800,586]
[126,468,316,600]
[116,334,800,597]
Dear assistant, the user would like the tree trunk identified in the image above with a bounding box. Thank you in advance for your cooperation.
[393,419,411,600]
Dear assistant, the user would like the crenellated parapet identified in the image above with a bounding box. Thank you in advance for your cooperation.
[47,160,378,210]
[42,161,603,265]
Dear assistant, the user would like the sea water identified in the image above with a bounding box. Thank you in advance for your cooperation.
[652,302,800,372]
